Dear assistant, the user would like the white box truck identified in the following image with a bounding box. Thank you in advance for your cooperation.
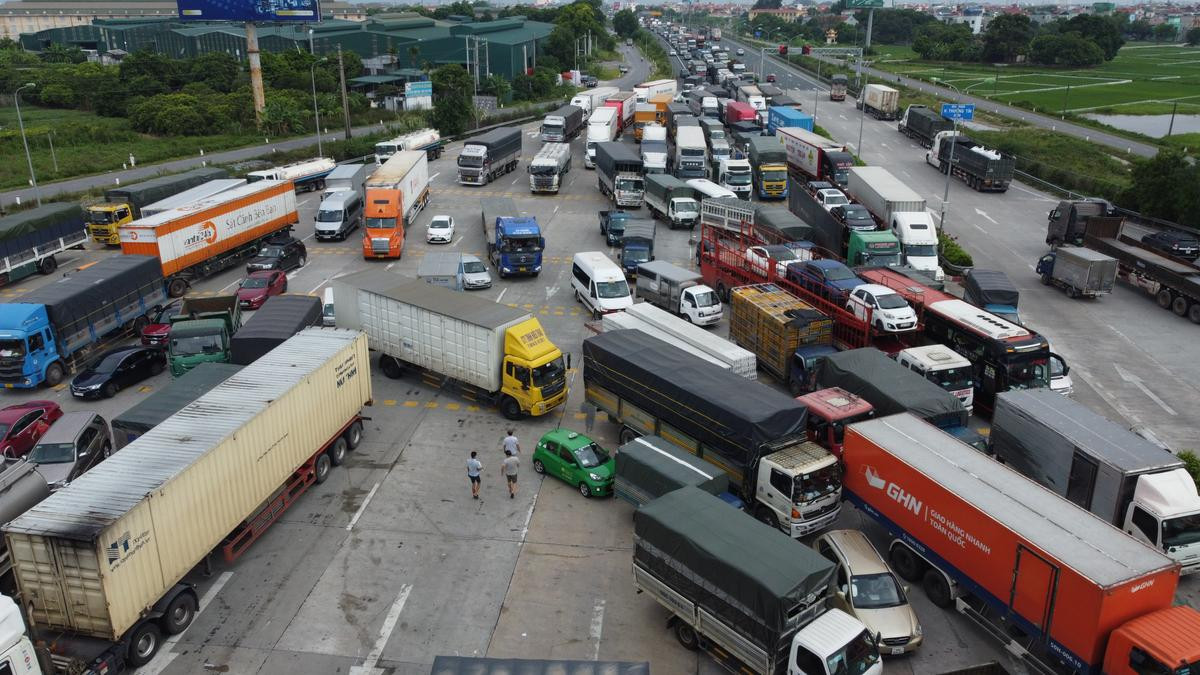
[846,166,944,280]
[570,86,619,115]
[585,107,619,169]
[634,261,724,327]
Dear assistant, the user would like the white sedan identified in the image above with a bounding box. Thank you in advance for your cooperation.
[426,215,454,244]
[847,284,918,332]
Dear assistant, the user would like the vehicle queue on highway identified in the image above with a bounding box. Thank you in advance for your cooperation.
[0,20,1196,675]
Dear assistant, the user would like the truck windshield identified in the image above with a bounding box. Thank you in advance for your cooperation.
[365,217,395,230]
[531,356,565,388]
[541,122,563,134]
[850,572,906,609]
[530,163,559,176]
[458,155,484,168]
[904,243,938,258]
[616,178,644,192]
[762,169,787,183]
[87,209,115,224]
[28,442,75,464]
[675,201,699,215]
[796,463,841,503]
[0,339,26,359]
[708,130,726,140]
[927,367,973,392]
[316,209,343,222]
[726,173,751,186]
[823,630,881,675]
[572,442,610,469]
[688,289,718,307]
[833,169,849,185]
[681,148,705,157]
[501,235,542,253]
[596,280,630,299]
[1162,513,1200,548]
[1007,356,1050,390]
[623,248,651,266]
[171,334,223,357]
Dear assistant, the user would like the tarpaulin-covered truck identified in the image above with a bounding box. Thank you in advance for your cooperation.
[897,105,953,148]
[85,167,228,244]
[584,329,842,537]
[5,329,371,671]
[927,132,1016,193]
[844,413,1200,675]
[811,348,968,431]
[962,268,1020,324]
[363,150,431,259]
[614,434,732,508]
[0,203,87,287]
[111,362,243,449]
[633,487,881,675]
[458,126,522,186]
[334,270,567,419]
[0,255,167,388]
[229,295,322,366]
[990,389,1200,574]
[119,180,299,297]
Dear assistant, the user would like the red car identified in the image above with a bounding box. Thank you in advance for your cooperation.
[0,400,63,459]
[237,270,287,310]
[142,301,182,347]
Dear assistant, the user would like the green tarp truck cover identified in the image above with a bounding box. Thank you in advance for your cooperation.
[0,203,84,258]
[584,329,807,475]
[615,435,730,506]
[813,348,967,429]
[111,362,243,445]
[634,486,834,645]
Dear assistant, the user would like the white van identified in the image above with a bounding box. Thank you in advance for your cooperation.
[322,287,336,326]
[572,251,633,317]
[895,344,974,412]
[314,190,363,241]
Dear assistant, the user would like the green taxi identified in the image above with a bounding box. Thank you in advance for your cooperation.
[532,429,615,497]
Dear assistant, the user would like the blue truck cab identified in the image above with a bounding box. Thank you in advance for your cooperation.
[494,216,544,278]
[0,256,166,388]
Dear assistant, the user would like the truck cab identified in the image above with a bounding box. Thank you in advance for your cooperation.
[494,217,544,277]
[847,231,903,268]
[716,158,752,199]
[889,212,944,281]
[600,210,630,247]
[500,318,568,417]
[791,609,885,675]
[895,345,975,412]
[795,387,875,457]
[85,202,133,245]
[1123,470,1200,575]
[0,305,62,388]
[619,221,656,277]
[167,296,241,377]
[754,439,843,537]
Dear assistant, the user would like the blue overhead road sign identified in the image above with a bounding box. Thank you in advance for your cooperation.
[941,103,975,121]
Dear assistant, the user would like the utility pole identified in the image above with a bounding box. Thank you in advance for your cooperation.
[864,8,875,49]
[337,45,351,140]
[246,23,265,124]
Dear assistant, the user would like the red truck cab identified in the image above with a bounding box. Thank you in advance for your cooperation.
[796,387,874,457]
[1103,605,1200,674]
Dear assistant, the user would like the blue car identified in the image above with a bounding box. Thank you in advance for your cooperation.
[787,259,863,303]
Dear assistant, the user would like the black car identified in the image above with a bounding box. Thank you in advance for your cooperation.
[830,204,878,231]
[580,74,598,87]
[246,236,307,273]
[1141,230,1200,261]
[70,346,166,399]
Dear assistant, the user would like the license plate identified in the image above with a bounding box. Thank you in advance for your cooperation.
[519,267,527,272]
[72,391,84,398]
[889,648,905,656]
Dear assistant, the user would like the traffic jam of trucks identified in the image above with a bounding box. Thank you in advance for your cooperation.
[1,28,1199,675]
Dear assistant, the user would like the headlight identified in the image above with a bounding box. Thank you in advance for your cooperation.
[915,623,923,637]
[82,383,102,390]
[589,472,604,481]
[534,265,542,272]
[502,267,512,273]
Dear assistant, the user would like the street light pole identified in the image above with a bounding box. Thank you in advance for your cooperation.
[14,83,40,206]
[856,67,868,159]
[939,117,957,237]
[309,59,326,158]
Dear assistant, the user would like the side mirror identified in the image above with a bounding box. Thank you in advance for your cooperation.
[566,354,572,370]
[539,237,546,248]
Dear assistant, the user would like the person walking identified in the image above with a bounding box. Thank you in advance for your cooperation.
[501,449,520,499]
[502,429,520,455]
[467,451,483,499]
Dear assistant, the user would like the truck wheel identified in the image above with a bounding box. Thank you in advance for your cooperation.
[161,591,197,635]
[1189,304,1200,325]
[44,362,64,387]
[889,545,922,582]
[127,622,163,667]
[619,427,640,445]
[344,421,363,449]
[37,256,57,275]
[328,437,348,466]
[1172,296,1190,317]
[673,621,700,651]
[168,278,189,298]
[1157,289,1174,309]
[755,505,781,532]
[379,355,403,379]
[1041,274,1051,286]
[313,452,332,484]
[923,569,954,609]
[500,396,524,420]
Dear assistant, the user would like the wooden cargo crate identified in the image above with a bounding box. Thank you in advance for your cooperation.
[730,284,831,380]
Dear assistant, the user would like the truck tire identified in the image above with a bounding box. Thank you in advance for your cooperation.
[161,591,198,635]
[328,437,348,466]
[37,256,57,275]
[923,569,954,609]
[379,355,403,379]
[619,427,640,444]
[168,277,189,298]
[889,544,923,582]
[344,421,363,449]
[127,622,163,667]
[1157,289,1173,309]
[1041,274,1052,286]
[1173,296,1190,317]
[1189,304,1200,325]
[313,452,332,484]
[500,396,524,420]
[44,362,64,387]
[673,621,700,651]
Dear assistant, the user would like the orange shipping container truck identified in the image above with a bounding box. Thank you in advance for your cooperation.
[844,413,1200,674]
[363,150,431,259]
[119,180,299,297]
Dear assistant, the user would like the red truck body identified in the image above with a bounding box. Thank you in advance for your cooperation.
[604,92,637,131]
[844,414,1198,674]
[724,101,757,125]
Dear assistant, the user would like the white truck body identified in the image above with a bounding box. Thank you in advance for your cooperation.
[140,179,247,217]
[0,595,40,675]
[674,126,708,179]
[847,166,944,280]
[569,86,619,115]
[716,158,753,199]
[528,142,572,194]
[320,163,370,200]
[246,157,335,188]
[585,107,619,169]
[368,150,431,226]
[634,79,677,103]
[626,301,753,374]
[374,128,441,164]
[642,125,669,174]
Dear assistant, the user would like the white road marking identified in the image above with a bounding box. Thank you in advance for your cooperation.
[138,572,235,675]
[385,262,396,270]
[974,208,997,224]
[545,284,559,300]
[219,278,241,292]
[520,491,538,539]
[590,599,606,660]
[306,274,332,294]
[495,287,507,303]
[453,236,463,246]
[349,584,413,675]
[429,172,440,181]
[302,232,316,242]
[1114,363,1177,415]
[346,481,380,531]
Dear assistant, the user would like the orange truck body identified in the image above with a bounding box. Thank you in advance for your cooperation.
[362,150,430,259]
[844,413,1199,674]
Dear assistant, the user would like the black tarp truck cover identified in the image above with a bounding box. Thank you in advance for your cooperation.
[964,269,1019,309]
[432,657,649,674]
[230,295,322,365]
[635,486,834,646]
[0,203,85,259]
[813,348,967,429]
[469,127,522,157]
[107,167,228,207]
[18,255,163,339]
[584,329,807,479]
[756,206,812,243]
[616,434,731,506]
[111,362,243,447]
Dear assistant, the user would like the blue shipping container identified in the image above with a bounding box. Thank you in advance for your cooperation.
[767,107,814,137]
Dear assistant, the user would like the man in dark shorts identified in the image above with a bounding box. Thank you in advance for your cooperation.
[467,451,483,499]
[501,449,520,499]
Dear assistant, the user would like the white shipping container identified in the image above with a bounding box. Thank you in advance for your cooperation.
[626,303,757,379]
[776,127,843,180]
[5,329,371,641]
[845,166,926,221]
[333,270,533,393]
[601,311,730,371]
[862,84,899,114]
[367,150,430,222]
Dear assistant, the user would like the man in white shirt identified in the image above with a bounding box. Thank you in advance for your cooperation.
[502,429,520,455]
[467,451,483,499]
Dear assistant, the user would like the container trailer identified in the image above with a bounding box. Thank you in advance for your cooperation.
[856,83,899,120]
[362,150,430,259]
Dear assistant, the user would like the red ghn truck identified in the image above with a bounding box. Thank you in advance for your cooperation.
[844,413,1200,675]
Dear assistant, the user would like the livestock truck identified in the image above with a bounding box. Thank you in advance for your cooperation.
[374,128,444,164]
[0,204,87,286]
[634,487,881,675]
[334,271,567,419]
[539,104,585,143]
[85,167,228,245]
[481,197,544,278]
[584,329,843,537]
[247,157,336,193]
[229,295,322,366]
[457,126,522,186]
[634,261,724,326]
[4,329,372,671]
[897,105,953,148]
[0,255,167,388]
[844,413,1200,675]
[990,389,1200,574]
[595,142,645,208]
[856,83,899,120]
[643,174,700,228]
[119,180,300,297]
[1080,216,1200,323]
[777,127,853,187]
[846,166,943,280]
[363,150,430,259]
[927,132,1016,192]
[528,142,572,194]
